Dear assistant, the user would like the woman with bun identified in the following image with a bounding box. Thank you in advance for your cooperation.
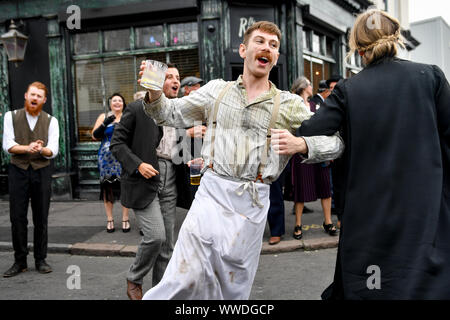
[284,9,450,299]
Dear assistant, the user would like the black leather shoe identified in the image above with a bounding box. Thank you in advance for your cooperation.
[35,260,52,274]
[303,206,314,214]
[3,263,27,278]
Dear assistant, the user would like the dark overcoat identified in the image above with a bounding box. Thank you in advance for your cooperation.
[298,58,450,299]
[110,100,163,210]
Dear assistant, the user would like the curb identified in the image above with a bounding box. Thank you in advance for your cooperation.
[0,238,338,257]
[260,237,338,254]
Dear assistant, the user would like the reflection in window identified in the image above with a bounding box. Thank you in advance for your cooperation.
[103,57,135,105]
[74,60,103,142]
[312,33,320,53]
[169,22,198,46]
[136,25,164,48]
[104,29,131,52]
[302,30,309,51]
[73,32,99,55]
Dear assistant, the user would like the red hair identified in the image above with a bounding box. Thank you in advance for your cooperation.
[27,81,48,97]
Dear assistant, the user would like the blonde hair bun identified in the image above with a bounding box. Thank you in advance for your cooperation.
[348,9,405,65]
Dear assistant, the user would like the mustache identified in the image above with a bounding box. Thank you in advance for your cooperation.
[256,52,272,63]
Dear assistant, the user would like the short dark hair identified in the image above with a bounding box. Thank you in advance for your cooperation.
[326,75,343,87]
[167,62,178,69]
[108,93,126,111]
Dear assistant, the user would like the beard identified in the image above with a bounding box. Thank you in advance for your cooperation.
[25,100,44,116]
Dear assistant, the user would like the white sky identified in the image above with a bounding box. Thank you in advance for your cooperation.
[409,0,450,25]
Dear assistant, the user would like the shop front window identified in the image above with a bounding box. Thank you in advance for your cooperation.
[72,23,200,142]
[303,28,337,94]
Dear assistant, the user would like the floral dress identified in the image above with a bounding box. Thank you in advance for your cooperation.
[98,123,122,201]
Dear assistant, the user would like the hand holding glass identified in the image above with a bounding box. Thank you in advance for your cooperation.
[140,60,168,90]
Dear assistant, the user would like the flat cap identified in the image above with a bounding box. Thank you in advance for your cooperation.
[180,76,204,88]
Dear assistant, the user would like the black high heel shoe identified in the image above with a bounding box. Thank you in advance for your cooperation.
[293,225,303,240]
[323,222,338,236]
[106,220,115,233]
[122,220,131,233]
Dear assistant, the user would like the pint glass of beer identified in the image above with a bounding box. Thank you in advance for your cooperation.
[140,60,168,90]
[190,158,203,186]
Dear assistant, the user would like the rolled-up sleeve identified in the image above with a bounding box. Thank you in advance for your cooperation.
[2,111,17,153]
[43,117,59,159]
[301,134,344,163]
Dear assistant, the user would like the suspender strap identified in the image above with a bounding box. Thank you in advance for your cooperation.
[209,82,234,166]
[255,90,281,183]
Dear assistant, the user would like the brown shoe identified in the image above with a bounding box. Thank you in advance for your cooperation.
[268,236,281,245]
[127,280,142,300]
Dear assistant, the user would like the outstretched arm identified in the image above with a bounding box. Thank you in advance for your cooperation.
[138,60,210,128]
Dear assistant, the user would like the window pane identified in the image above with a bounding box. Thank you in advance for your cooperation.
[326,37,334,57]
[104,29,130,52]
[312,33,320,54]
[302,30,309,51]
[169,49,200,80]
[74,60,103,142]
[103,57,136,108]
[169,22,198,46]
[73,32,99,55]
[304,59,311,84]
[312,61,323,94]
[135,25,164,48]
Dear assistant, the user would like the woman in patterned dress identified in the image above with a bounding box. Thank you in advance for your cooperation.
[290,77,337,240]
[92,93,130,233]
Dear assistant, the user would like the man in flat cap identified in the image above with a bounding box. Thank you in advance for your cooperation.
[180,76,204,97]
[175,76,206,210]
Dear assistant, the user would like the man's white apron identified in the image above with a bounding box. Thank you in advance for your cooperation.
[142,170,270,300]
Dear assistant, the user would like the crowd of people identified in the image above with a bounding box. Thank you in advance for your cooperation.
[2,8,449,300]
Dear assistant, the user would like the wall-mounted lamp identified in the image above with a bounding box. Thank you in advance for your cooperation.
[1,20,28,65]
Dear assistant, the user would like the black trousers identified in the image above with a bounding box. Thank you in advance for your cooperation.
[267,169,286,237]
[8,164,52,264]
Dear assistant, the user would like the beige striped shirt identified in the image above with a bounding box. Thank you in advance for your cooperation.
[143,76,343,183]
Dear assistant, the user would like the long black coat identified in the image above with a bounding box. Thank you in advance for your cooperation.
[298,58,450,299]
[110,100,163,210]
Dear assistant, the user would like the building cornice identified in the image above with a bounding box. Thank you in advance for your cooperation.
[330,0,373,14]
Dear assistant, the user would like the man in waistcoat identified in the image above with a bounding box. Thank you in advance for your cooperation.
[2,81,59,277]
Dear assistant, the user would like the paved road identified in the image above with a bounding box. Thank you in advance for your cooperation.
[0,248,337,300]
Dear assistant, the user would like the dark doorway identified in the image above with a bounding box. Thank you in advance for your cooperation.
[7,18,52,113]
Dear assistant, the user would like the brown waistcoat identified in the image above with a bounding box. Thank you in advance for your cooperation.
[11,108,51,170]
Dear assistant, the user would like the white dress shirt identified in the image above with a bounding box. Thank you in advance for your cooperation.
[2,110,59,159]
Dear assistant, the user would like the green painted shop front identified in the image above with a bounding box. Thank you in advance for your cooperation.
[0,0,371,200]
